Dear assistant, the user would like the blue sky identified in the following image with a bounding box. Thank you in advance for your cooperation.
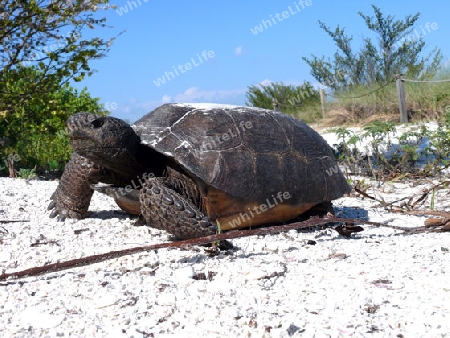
[74,0,450,122]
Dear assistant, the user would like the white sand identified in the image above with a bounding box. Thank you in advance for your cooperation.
[1,175,449,337]
[2,119,450,337]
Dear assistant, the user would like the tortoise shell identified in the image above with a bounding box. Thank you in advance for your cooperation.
[132,103,350,210]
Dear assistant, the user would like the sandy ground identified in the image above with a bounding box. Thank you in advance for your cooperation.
[1,123,450,337]
[1,174,449,337]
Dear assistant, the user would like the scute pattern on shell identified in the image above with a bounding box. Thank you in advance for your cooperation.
[132,103,350,204]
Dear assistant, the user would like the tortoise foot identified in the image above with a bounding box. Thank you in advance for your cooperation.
[48,153,96,221]
[140,178,218,239]
[48,191,86,221]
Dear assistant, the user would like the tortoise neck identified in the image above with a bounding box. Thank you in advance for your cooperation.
[133,144,167,178]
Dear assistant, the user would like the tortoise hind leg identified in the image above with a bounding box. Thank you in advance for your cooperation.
[302,201,335,219]
[140,177,218,240]
[285,201,335,224]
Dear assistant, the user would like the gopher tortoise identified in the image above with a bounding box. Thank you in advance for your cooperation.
[48,103,350,239]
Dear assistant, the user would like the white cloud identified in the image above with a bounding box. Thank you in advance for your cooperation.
[235,46,243,56]
[256,79,313,87]
[162,94,172,103]
[259,79,273,86]
[174,87,246,103]
[117,98,162,122]
[120,97,165,113]
[113,87,246,122]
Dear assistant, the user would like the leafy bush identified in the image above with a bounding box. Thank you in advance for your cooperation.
[0,66,108,177]
[334,115,450,180]
[18,168,37,180]
[303,5,442,90]
[245,81,322,123]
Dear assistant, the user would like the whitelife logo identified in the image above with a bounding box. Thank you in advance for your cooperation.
[153,50,215,87]
[250,0,313,35]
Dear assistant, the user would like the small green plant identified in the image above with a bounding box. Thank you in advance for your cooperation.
[362,121,396,139]
[422,117,450,175]
[386,126,425,174]
[18,167,37,179]
[48,159,60,171]
[333,121,450,179]
[356,179,370,192]
[430,189,435,210]
[335,127,361,146]
[47,158,66,173]
[333,128,369,176]
[213,220,222,248]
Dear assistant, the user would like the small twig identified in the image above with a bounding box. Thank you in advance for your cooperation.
[411,191,429,208]
[382,196,410,209]
[400,210,450,217]
[0,220,30,223]
[354,187,386,206]
[30,240,60,247]
[357,180,450,212]
[74,228,90,235]
[409,181,449,209]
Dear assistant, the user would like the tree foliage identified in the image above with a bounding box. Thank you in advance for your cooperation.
[303,5,442,90]
[245,81,320,119]
[0,66,108,176]
[0,0,116,176]
[0,0,117,98]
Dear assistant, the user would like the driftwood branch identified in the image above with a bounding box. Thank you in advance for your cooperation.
[0,216,447,281]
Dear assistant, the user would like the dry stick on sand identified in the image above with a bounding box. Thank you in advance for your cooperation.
[400,210,450,230]
[355,180,450,211]
[0,216,447,281]
[0,220,30,223]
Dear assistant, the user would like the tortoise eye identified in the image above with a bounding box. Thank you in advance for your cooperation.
[91,118,104,129]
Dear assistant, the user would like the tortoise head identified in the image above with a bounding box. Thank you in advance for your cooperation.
[66,112,141,172]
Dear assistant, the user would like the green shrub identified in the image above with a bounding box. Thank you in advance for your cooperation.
[0,66,108,177]
[334,114,450,179]
[17,167,37,179]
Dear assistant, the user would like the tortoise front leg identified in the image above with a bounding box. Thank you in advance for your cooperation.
[48,153,100,220]
[140,177,218,239]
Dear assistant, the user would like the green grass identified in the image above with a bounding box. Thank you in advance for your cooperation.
[323,68,450,123]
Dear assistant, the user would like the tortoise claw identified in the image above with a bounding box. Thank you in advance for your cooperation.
[49,208,66,222]
[133,215,147,226]
[49,209,59,218]
[48,195,77,221]
[47,200,56,210]
[57,215,66,222]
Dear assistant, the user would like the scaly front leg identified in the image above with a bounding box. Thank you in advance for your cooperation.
[48,153,100,221]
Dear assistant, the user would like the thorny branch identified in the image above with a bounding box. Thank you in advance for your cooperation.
[1,215,448,282]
